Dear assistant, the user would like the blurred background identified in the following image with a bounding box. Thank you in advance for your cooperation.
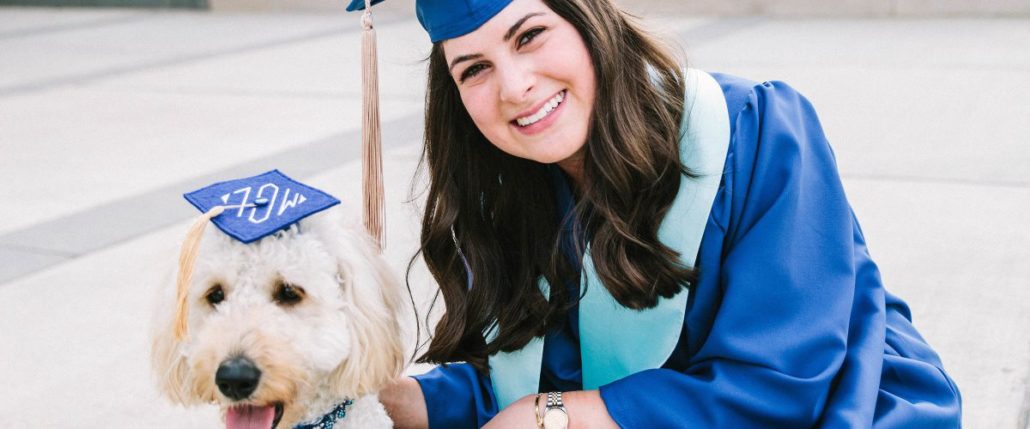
[0,0,1027,427]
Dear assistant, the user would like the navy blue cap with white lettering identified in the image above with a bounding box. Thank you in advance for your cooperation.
[346,0,514,43]
[183,170,340,244]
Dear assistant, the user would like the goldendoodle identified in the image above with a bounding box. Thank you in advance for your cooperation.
[151,211,403,429]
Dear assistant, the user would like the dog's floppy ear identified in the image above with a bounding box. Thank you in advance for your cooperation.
[150,269,199,405]
[325,225,406,397]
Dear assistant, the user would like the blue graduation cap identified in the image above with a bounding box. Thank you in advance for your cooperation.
[183,170,340,244]
[345,0,514,42]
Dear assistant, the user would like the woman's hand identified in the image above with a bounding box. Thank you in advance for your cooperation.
[483,390,619,429]
[379,376,429,429]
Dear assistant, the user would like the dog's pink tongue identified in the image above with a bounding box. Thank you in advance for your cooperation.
[226,405,276,429]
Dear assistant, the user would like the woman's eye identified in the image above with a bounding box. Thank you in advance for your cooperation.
[460,63,487,83]
[273,282,304,306]
[517,27,545,48]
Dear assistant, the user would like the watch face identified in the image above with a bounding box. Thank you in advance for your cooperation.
[543,409,569,429]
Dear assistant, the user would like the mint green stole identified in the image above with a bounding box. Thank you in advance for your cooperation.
[488,69,732,409]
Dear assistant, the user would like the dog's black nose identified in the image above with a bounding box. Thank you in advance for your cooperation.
[215,356,261,400]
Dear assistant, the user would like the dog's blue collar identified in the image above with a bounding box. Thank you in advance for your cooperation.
[293,399,353,429]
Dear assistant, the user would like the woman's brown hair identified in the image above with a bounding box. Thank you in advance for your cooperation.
[411,0,694,372]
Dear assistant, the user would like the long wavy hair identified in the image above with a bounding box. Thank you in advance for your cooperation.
[411,0,694,372]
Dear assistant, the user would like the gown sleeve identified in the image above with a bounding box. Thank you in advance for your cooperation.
[412,363,498,428]
[599,81,861,428]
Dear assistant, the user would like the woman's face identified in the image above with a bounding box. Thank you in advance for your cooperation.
[442,0,596,169]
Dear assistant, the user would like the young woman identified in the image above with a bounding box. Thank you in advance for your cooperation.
[352,0,964,427]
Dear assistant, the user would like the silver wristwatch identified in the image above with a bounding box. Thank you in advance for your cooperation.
[542,391,569,429]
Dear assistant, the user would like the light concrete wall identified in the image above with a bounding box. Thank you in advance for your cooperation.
[894,0,1030,16]
[206,0,1030,17]
[208,0,414,13]
[619,0,894,17]
[621,0,1030,17]
[207,0,343,12]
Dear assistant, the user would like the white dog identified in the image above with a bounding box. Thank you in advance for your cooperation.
[151,211,402,429]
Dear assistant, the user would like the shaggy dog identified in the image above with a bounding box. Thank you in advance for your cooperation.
[151,211,402,429]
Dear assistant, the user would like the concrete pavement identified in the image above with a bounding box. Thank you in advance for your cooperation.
[0,5,1028,428]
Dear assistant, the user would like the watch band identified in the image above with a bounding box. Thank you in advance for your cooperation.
[542,392,569,429]
[547,391,563,408]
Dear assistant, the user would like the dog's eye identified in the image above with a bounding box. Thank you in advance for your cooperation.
[273,282,304,306]
[205,284,225,306]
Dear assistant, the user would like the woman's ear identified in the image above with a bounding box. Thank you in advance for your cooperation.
[326,227,406,397]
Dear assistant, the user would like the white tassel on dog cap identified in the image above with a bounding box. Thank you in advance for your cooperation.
[173,170,342,340]
[173,205,225,341]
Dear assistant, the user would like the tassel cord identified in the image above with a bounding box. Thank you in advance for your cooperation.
[361,1,385,252]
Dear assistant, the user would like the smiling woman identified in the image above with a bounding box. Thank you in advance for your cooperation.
[345,0,964,428]
[441,5,597,169]
[416,0,694,387]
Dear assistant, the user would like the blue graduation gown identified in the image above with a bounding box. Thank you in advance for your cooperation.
[413,73,962,428]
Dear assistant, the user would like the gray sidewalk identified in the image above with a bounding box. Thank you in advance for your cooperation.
[0,5,1028,428]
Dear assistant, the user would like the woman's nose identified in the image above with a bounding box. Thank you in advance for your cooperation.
[497,61,535,104]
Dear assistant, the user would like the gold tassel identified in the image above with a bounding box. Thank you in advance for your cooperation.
[173,206,225,341]
[361,0,385,253]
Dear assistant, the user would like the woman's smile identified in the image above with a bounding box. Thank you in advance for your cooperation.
[511,89,566,135]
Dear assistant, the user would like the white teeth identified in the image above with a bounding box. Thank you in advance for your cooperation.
[516,91,565,127]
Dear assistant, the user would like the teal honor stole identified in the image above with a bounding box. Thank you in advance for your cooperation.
[489,69,732,409]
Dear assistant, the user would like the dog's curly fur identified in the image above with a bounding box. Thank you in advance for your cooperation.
[151,211,403,428]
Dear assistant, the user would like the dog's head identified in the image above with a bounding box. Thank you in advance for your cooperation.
[151,211,404,428]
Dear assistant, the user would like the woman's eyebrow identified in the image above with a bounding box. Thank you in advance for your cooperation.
[503,12,545,42]
[449,53,484,73]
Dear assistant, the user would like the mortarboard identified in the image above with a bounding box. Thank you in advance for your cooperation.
[172,171,340,340]
[345,0,515,43]
[183,170,340,244]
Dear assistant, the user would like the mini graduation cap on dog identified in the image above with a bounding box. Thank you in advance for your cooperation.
[172,171,340,340]
[183,170,340,244]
